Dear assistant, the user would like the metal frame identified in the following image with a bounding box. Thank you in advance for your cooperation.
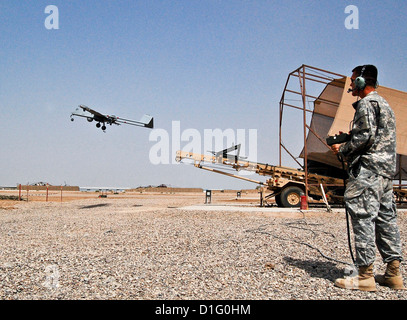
[279,65,346,201]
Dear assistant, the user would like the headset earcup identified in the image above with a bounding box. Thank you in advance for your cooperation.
[354,76,366,90]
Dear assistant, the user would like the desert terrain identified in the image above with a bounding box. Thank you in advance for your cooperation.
[1,189,407,301]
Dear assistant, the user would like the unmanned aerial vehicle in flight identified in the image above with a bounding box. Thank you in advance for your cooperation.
[70,105,154,132]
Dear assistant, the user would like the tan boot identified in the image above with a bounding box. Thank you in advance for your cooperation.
[334,264,377,292]
[375,260,405,290]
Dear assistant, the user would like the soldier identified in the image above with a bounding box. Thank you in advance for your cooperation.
[331,65,404,291]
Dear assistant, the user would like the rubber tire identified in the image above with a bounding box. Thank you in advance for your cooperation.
[280,186,303,208]
[275,194,283,207]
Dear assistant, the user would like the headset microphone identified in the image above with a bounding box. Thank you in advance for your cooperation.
[347,88,354,93]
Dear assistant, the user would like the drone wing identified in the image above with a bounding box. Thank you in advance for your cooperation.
[79,105,109,120]
[79,105,100,116]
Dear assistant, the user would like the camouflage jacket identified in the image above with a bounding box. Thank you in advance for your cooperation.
[339,91,396,179]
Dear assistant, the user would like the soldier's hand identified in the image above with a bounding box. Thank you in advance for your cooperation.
[331,144,340,155]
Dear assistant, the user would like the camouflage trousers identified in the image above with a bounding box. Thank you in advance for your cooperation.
[344,165,403,267]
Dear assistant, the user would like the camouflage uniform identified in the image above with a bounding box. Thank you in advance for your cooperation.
[339,91,403,267]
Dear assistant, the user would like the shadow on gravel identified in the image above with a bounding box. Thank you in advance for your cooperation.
[284,257,344,282]
[79,203,111,209]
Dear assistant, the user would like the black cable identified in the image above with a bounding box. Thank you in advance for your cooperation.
[338,154,356,265]
[246,221,352,266]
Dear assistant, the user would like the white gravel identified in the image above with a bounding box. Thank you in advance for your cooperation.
[1,193,407,300]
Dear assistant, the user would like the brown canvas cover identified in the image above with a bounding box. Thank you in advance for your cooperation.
[305,77,407,179]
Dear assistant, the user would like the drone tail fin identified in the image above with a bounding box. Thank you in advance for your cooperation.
[140,114,154,129]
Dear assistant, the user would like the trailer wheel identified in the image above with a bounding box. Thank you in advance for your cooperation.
[275,194,283,207]
[280,186,303,208]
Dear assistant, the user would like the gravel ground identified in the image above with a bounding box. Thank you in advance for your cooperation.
[1,193,407,300]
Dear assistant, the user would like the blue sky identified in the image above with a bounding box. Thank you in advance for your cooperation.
[1,1,406,189]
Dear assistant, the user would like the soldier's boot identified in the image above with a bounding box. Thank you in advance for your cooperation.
[334,264,377,292]
[375,260,405,290]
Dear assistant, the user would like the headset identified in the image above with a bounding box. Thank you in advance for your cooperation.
[353,65,367,91]
[354,65,379,91]
[348,65,379,93]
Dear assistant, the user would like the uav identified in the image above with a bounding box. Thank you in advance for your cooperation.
[70,105,154,132]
